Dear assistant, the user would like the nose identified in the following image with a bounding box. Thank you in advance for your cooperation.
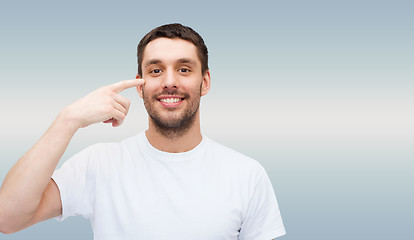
[162,69,179,89]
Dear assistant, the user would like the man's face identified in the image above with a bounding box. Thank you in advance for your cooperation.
[137,38,210,132]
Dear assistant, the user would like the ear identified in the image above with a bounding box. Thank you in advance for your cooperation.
[136,73,144,98]
[201,70,211,96]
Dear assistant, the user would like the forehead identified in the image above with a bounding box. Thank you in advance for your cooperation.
[143,38,199,65]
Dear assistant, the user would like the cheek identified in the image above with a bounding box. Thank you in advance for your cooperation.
[141,83,158,98]
[188,81,204,94]
[142,78,159,89]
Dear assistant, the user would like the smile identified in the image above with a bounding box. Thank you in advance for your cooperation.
[160,98,182,103]
[157,96,185,107]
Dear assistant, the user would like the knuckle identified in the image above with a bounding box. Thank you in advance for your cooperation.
[118,113,126,121]
[100,87,112,94]
[105,97,113,105]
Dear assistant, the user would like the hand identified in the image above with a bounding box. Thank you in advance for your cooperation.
[63,79,145,129]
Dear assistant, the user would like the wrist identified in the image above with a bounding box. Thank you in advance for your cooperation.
[56,106,82,133]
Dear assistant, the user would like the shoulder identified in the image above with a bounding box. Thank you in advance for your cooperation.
[64,133,142,167]
[204,136,267,176]
[85,133,142,154]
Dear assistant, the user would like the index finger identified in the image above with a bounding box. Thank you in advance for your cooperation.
[110,79,145,93]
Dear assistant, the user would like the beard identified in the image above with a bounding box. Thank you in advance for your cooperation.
[142,85,202,138]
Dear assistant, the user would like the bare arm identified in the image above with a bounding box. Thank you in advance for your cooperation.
[0,79,144,234]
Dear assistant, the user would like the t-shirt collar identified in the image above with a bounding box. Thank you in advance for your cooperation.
[141,132,207,162]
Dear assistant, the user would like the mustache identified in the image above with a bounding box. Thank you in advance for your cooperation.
[153,89,190,99]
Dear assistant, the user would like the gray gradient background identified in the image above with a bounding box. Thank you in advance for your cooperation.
[0,0,413,239]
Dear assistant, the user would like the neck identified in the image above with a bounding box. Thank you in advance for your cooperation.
[145,111,202,153]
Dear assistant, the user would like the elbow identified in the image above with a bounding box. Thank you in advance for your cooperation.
[0,227,13,235]
[0,220,19,234]
[0,222,24,235]
[0,201,40,234]
[0,217,9,234]
[0,209,18,234]
[0,209,5,234]
[1,229,17,235]
[0,218,7,234]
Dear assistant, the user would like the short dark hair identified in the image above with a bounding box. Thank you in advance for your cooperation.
[137,23,209,77]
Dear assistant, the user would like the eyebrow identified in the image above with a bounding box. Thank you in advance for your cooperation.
[143,58,197,68]
[177,58,197,65]
[144,59,162,68]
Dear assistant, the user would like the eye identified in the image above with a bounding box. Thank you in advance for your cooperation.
[151,69,162,74]
[179,68,190,73]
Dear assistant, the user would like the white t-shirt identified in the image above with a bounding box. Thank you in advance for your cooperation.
[52,132,286,240]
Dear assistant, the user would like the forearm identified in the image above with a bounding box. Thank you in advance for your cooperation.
[0,108,78,222]
[0,79,141,232]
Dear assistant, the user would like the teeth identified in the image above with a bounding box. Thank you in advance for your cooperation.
[161,98,181,103]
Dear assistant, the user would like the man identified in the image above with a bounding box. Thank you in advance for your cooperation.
[0,23,286,239]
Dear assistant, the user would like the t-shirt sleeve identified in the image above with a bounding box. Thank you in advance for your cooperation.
[238,168,286,240]
[52,145,98,221]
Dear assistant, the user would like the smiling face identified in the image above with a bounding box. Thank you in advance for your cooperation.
[137,38,210,136]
